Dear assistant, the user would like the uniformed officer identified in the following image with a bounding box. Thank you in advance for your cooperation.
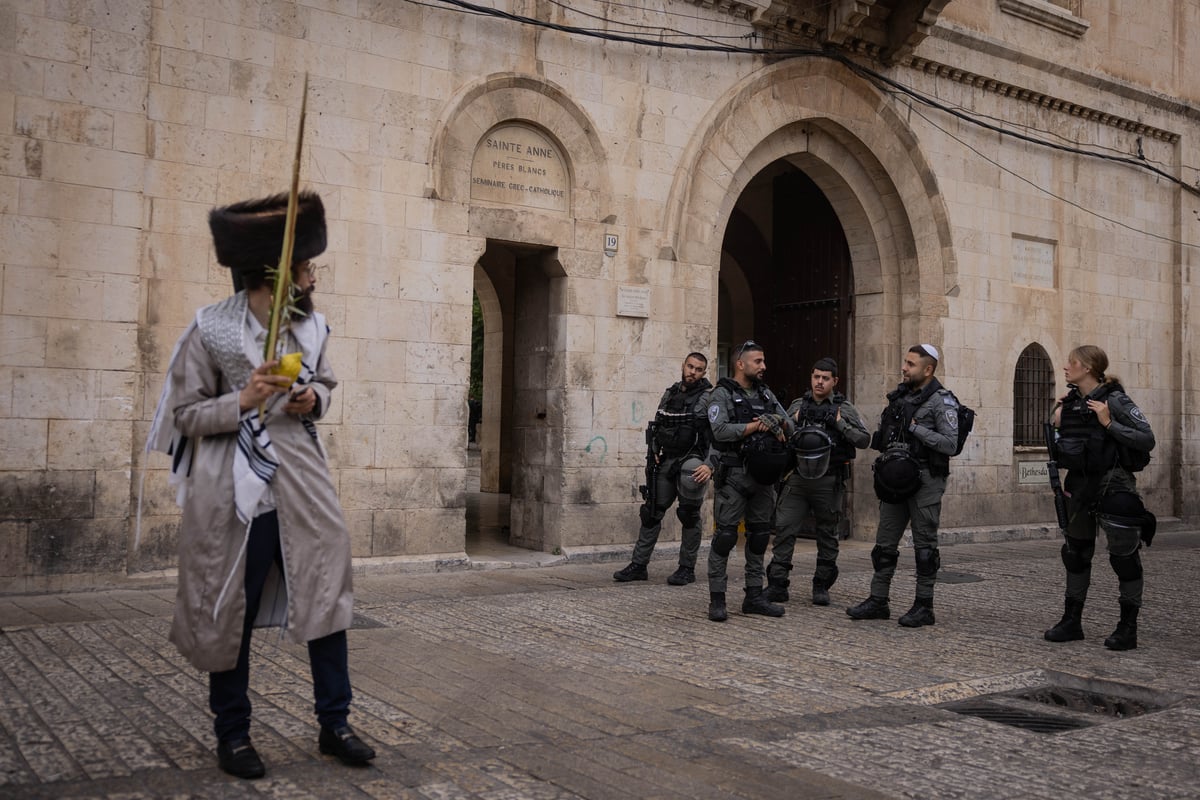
[848,344,958,628]
[767,358,870,606]
[1044,345,1155,650]
[614,352,714,585]
[705,341,794,622]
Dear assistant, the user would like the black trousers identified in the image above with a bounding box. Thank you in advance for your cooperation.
[208,511,352,743]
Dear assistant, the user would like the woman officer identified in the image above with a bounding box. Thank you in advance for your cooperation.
[1044,345,1155,650]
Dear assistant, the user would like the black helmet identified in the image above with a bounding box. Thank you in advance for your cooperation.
[742,431,791,485]
[872,447,921,503]
[790,425,833,480]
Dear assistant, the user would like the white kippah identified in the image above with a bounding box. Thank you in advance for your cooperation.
[918,344,939,362]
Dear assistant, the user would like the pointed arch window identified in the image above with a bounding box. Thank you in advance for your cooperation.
[1014,343,1055,447]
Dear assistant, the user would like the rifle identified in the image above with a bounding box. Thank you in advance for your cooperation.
[1043,421,1070,532]
[638,421,659,511]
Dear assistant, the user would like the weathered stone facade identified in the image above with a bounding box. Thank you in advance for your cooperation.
[1,0,1197,589]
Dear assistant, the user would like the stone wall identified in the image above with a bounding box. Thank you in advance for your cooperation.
[1,0,1197,589]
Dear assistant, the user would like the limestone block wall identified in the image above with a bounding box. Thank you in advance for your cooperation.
[1,0,1197,588]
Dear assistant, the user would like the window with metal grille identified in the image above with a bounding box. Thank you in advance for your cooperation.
[1014,343,1055,447]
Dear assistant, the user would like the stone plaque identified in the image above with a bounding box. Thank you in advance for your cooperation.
[1017,460,1049,485]
[1012,236,1055,289]
[617,285,651,318]
[470,124,569,212]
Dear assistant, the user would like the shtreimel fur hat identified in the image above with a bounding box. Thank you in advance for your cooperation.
[208,191,327,278]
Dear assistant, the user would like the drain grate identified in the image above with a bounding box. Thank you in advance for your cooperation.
[1017,686,1157,719]
[350,613,386,629]
[938,675,1175,735]
[941,702,1092,733]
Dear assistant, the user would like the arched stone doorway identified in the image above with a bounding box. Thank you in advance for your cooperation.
[668,58,957,537]
[468,241,566,555]
[428,73,610,557]
[719,162,854,407]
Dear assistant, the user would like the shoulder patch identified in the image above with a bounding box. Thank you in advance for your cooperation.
[708,403,721,423]
[1130,405,1147,423]
[942,395,958,406]
[945,409,959,430]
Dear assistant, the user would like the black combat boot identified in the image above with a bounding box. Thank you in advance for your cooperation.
[708,592,728,622]
[1103,601,1138,651]
[613,562,648,582]
[765,576,790,603]
[1044,598,1085,642]
[811,579,830,607]
[898,597,935,628]
[667,566,695,585]
[846,595,890,620]
[741,586,785,617]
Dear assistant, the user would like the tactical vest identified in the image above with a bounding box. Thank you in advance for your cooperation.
[653,379,710,457]
[795,393,857,466]
[712,378,790,483]
[875,379,949,474]
[1056,383,1148,474]
[711,377,772,452]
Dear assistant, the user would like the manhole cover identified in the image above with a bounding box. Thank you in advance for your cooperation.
[937,571,983,584]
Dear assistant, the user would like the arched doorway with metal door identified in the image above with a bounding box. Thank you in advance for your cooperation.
[719,160,855,538]
[718,163,853,407]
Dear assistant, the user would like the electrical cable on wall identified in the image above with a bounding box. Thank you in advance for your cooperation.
[408,0,1200,219]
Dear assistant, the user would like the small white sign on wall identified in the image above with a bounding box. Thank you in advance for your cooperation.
[617,285,651,318]
[1018,460,1050,484]
[1012,235,1056,289]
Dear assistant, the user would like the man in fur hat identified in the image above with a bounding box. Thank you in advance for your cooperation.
[147,192,374,779]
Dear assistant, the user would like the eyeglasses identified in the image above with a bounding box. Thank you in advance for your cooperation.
[734,340,760,360]
[295,261,329,280]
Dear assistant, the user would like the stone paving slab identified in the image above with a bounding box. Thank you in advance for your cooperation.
[1,533,1198,798]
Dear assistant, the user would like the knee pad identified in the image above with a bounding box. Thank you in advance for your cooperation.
[676,503,701,529]
[871,545,898,572]
[746,529,771,555]
[1109,551,1143,582]
[639,503,664,529]
[712,529,739,556]
[915,547,941,577]
[1061,537,1094,574]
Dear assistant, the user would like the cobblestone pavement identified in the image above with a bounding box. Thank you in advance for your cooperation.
[2,532,1199,799]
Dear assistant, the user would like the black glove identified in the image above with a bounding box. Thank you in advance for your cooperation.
[757,413,786,438]
[1140,511,1157,548]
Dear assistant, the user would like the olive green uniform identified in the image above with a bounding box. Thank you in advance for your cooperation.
[769,393,870,594]
[869,379,959,602]
[706,381,792,593]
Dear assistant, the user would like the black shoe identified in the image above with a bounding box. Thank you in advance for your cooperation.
[613,563,648,582]
[319,724,376,765]
[898,599,935,628]
[667,566,695,585]
[1044,599,1085,642]
[217,738,265,780]
[1103,601,1138,651]
[708,592,728,622]
[765,581,789,603]
[847,595,890,620]
[811,584,830,606]
[742,586,785,618]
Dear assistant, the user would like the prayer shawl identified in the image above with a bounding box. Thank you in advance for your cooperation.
[147,292,327,524]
